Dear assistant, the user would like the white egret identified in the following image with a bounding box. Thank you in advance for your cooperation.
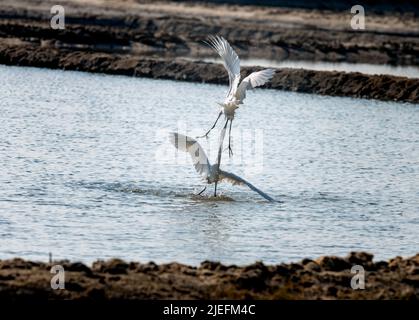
[198,35,275,157]
[170,132,274,201]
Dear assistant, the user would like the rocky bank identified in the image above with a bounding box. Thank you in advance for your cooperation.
[0,252,418,300]
[0,0,418,103]
[1,43,418,103]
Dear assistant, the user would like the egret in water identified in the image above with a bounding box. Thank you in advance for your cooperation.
[170,132,274,201]
[198,35,275,157]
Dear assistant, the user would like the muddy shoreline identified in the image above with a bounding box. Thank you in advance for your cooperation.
[0,252,418,300]
[1,1,418,65]
[176,0,419,14]
[1,43,418,103]
[1,0,418,103]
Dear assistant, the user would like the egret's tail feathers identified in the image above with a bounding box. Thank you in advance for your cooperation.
[219,170,275,202]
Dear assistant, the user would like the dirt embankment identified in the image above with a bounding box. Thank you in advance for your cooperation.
[177,0,419,14]
[0,252,418,300]
[0,0,418,102]
[1,43,418,103]
[1,0,418,64]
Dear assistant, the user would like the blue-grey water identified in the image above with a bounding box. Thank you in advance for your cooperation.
[0,64,418,265]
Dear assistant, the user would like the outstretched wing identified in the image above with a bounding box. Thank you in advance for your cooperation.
[205,35,241,98]
[219,170,275,202]
[235,69,275,104]
[169,132,211,178]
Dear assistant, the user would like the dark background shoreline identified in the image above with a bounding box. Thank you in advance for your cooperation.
[0,0,418,103]
[1,45,418,103]
[173,0,419,13]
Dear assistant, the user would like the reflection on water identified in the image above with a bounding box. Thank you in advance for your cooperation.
[202,57,419,79]
[0,64,418,265]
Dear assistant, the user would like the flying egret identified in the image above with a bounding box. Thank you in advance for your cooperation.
[170,132,274,201]
[198,35,275,157]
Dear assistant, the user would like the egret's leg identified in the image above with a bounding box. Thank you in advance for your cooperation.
[214,119,229,197]
[197,111,222,139]
[197,185,207,196]
[228,119,233,158]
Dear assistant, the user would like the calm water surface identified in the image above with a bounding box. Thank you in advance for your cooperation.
[0,65,418,264]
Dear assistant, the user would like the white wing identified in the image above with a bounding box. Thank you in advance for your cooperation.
[235,69,275,104]
[219,170,275,202]
[169,133,211,178]
[205,35,241,98]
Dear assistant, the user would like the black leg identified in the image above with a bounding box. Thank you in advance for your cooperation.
[197,185,207,196]
[197,111,222,139]
[214,119,229,198]
[228,119,233,158]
